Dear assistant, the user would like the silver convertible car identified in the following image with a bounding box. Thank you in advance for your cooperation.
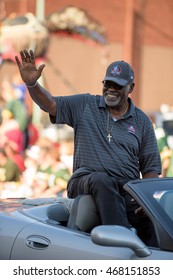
[0,177,173,260]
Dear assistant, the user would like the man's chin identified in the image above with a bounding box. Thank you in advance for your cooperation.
[104,98,119,107]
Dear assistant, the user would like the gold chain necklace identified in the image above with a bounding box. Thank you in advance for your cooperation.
[106,104,129,142]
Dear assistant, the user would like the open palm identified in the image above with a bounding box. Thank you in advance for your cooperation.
[15,49,45,86]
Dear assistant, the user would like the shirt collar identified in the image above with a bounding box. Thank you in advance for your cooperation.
[127,98,135,116]
[99,96,106,108]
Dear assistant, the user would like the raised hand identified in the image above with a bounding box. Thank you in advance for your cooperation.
[15,49,45,87]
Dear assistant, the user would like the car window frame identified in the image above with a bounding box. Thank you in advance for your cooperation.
[124,178,173,251]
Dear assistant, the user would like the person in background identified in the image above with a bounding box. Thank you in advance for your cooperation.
[3,141,25,172]
[31,143,70,198]
[0,109,24,153]
[0,147,21,182]
[0,79,29,150]
[15,49,162,246]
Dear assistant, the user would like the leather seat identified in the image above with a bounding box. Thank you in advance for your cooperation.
[47,195,101,232]
[47,202,70,225]
[67,195,101,232]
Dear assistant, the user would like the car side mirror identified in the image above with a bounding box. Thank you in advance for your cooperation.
[91,225,151,258]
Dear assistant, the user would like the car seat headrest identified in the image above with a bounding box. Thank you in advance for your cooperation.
[67,195,101,232]
[47,203,70,225]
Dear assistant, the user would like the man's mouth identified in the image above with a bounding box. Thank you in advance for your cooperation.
[107,94,115,97]
[106,93,119,98]
[104,92,121,106]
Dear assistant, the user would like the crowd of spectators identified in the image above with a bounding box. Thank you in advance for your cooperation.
[0,75,73,199]
[153,104,173,178]
[155,129,173,177]
[0,75,173,199]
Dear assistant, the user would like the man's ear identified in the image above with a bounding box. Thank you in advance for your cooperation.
[129,83,135,93]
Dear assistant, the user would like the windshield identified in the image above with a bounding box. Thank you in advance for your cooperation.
[154,190,173,221]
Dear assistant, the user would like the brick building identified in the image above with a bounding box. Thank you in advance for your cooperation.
[1,0,173,116]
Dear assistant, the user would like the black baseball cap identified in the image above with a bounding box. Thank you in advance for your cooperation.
[103,61,134,86]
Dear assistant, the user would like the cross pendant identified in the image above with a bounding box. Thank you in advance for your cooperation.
[107,133,112,142]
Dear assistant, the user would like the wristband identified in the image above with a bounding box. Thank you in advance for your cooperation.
[26,81,38,88]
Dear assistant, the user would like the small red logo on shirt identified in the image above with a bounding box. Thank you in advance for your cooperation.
[128,125,136,134]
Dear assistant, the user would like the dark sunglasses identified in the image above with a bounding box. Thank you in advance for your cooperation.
[102,80,124,90]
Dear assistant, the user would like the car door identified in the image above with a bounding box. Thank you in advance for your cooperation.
[10,221,138,260]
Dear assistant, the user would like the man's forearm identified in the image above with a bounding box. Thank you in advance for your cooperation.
[27,82,56,116]
[143,172,160,179]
